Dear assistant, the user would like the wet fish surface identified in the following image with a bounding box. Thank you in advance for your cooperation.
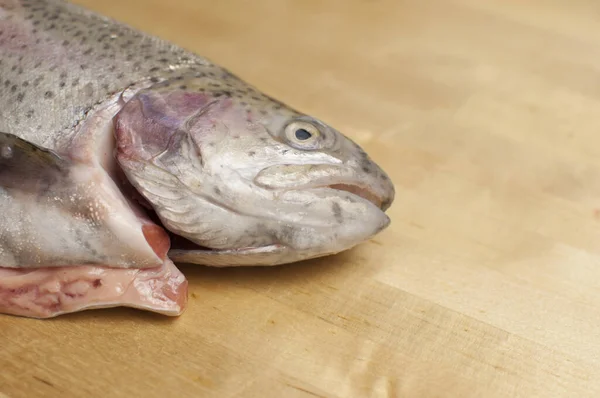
[0,0,395,318]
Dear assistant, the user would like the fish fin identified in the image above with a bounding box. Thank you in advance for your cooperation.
[0,131,168,269]
[0,131,70,190]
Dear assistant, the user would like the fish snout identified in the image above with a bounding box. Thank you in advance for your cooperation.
[347,152,395,212]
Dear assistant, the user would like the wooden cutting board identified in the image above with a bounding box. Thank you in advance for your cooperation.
[2,0,600,397]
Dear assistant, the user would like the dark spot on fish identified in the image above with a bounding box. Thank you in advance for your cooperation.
[20,44,27,50]
[83,47,93,55]
[248,151,256,157]
[48,23,56,30]
[10,65,16,71]
[281,149,289,155]
[34,61,41,69]
[80,64,87,70]
[3,80,9,88]
[26,110,34,118]
[179,85,187,90]
[149,67,159,72]
[380,174,389,181]
[259,137,268,143]
[117,73,125,79]
[10,85,17,93]
[332,202,343,223]
[62,40,69,46]
[259,110,267,115]
[9,34,16,39]
[150,77,159,83]
[208,143,215,147]
[22,81,29,87]
[16,93,24,102]
[102,43,110,50]
[102,83,109,91]
[214,187,221,195]
[71,78,80,87]
[362,166,370,173]
[44,91,54,99]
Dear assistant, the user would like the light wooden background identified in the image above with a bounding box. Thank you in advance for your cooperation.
[2,0,600,397]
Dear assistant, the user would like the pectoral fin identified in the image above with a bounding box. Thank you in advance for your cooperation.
[0,132,69,189]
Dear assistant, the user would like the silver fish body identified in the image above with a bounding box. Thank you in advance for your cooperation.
[0,0,395,318]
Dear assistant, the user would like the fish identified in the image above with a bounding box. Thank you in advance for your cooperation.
[0,0,395,318]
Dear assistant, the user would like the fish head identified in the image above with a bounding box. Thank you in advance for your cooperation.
[114,72,395,266]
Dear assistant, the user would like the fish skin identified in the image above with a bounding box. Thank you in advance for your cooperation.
[0,0,395,317]
[0,0,210,149]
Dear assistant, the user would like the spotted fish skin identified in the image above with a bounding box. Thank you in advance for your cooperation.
[0,0,213,147]
[0,0,278,149]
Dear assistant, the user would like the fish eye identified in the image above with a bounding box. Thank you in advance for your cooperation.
[295,128,312,141]
[284,121,321,148]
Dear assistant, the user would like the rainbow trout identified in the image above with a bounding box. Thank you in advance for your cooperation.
[0,0,395,318]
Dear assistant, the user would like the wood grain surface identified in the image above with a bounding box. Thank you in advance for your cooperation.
[2,0,600,397]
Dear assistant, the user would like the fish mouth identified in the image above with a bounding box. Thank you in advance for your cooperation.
[327,183,388,210]
[253,164,393,212]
